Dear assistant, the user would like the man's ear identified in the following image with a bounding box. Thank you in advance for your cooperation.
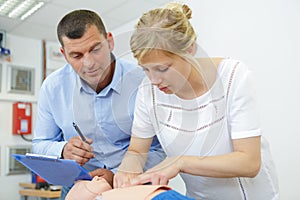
[60,47,68,61]
[106,32,114,51]
[187,42,196,56]
[60,47,64,55]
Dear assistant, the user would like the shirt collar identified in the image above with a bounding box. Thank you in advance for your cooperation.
[75,55,123,96]
[106,57,122,94]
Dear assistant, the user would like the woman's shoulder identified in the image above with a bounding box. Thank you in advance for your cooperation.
[197,57,225,69]
[200,57,249,75]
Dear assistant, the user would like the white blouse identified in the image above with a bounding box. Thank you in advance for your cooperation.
[132,58,279,200]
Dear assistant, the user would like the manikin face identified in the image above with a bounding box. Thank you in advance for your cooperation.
[60,25,114,91]
[139,50,194,98]
[66,176,112,200]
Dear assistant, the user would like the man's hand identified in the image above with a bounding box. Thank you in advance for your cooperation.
[89,168,115,188]
[62,136,94,166]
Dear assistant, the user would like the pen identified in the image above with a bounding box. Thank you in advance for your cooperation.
[72,122,88,143]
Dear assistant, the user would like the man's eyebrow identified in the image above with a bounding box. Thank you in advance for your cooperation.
[68,51,81,57]
[90,41,103,50]
[68,41,105,56]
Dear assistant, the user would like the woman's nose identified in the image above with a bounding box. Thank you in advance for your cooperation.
[149,72,162,85]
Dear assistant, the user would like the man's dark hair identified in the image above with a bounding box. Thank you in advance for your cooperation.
[57,10,107,47]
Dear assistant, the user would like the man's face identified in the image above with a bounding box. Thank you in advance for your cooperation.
[60,25,114,91]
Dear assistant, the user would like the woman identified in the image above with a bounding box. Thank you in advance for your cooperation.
[114,2,279,200]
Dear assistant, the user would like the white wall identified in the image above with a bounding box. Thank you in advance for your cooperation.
[1,0,299,199]
[187,0,300,199]
[0,34,42,200]
[113,0,300,199]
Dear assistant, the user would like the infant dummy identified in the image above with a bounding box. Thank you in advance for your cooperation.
[66,176,194,200]
[66,176,111,200]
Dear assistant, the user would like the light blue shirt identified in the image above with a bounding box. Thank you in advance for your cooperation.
[33,57,165,172]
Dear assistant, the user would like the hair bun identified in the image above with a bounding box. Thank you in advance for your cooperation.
[182,4,192,19]
[165,2,192,20]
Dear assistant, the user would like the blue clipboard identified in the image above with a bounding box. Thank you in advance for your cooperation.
[13,153,92,187]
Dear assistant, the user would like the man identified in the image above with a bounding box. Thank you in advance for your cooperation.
[32,10,165,199]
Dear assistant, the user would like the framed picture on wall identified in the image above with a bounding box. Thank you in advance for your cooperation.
[45,42,65,79]
[7,64,35,94]
[48,43,64,62]
[0,63,2,92]
[6,145,31,175]
[0,30,5,47]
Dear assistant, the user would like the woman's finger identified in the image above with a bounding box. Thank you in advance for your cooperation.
[131,173,152,185]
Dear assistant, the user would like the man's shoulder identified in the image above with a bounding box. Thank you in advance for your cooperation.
[117,58,144,80]
[117,58,139,71]
[42,64,75,90]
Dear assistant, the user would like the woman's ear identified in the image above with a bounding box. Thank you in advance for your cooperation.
[187,42,196,56]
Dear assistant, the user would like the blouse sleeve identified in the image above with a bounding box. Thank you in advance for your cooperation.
[131,78,156,138]
[227,62,262,139]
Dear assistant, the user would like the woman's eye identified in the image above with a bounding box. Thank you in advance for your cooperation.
[142,67,149,72]
[158,67,169,72]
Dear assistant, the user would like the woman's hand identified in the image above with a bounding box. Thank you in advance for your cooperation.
[114,137,153,188]
[131,156,182,185]
[113,170,141,188]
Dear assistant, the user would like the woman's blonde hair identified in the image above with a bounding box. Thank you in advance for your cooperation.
[130,2,197,61]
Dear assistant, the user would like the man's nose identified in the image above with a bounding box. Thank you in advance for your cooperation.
[82,53,93,67]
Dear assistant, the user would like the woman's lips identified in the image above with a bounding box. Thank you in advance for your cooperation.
[159,86,168,92]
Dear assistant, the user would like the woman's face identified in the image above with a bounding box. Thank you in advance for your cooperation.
[139,50,192,96]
